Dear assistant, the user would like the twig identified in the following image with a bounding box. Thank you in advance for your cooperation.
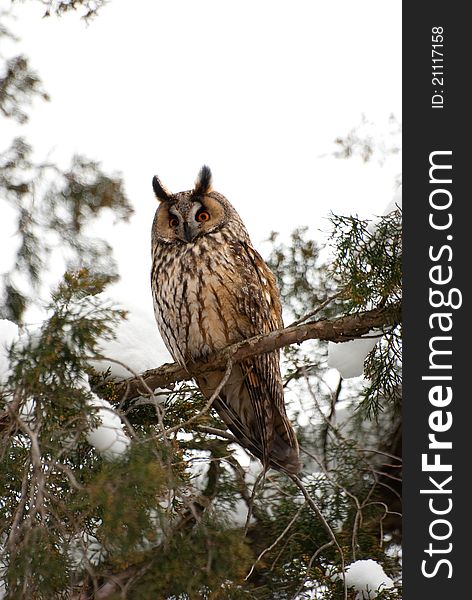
[90,355,168,441]
[244,501,307,580]
[291,541,335,600]
[225,456,265,523]
[287,473,348,600]
[289,290,344,327]
[161,359,234,437]
[243,469,266,536]
[353,446,402,463]
[194,424,238,442]
[45,460,84,491]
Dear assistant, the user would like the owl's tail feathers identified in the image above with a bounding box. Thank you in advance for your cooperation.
[197,370,302,474]
[210,395,301,474]
[269,411,302,474]
[270,447,301,474]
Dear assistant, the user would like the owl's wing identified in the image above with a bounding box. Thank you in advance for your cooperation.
[228,242,300,472]
[237,242,284,332]
[197,240,300,473]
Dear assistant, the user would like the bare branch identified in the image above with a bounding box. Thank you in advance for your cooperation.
[116,304,400,402]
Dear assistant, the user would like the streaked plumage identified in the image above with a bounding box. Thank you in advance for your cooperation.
[150,166,300,473]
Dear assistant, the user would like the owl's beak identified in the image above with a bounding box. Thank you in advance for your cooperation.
[183,222,195,242]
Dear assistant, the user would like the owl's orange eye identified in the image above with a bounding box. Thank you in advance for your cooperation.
[169,216,179,228]
[196,210,210,223]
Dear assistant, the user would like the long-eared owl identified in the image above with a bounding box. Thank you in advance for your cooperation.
[150,166,300,474]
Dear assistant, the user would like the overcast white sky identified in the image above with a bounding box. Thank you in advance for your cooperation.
[2,0,401,316]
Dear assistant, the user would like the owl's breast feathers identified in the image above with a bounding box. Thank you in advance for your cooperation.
[152,231,275,361]
[151,228,301,473]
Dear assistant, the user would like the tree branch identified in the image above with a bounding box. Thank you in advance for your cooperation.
[115,304,400,402]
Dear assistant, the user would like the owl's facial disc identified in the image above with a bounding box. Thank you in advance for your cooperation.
[168,201,211,243]
[153,190,227,244]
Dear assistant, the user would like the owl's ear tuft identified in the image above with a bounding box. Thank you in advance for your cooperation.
[152,175,172,202]
[194,165,212,197]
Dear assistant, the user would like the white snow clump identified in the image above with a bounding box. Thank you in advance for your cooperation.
[88,298,172,381]
[327,334,380,379]
[85,393,130,459]
[344,559,395,599]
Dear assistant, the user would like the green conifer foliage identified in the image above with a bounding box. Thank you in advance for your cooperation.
[1,6,402,598]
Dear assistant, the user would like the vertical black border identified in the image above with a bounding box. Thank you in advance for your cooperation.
[404,3,469,597]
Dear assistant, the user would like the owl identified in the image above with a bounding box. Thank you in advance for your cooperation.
[150,166,300,474]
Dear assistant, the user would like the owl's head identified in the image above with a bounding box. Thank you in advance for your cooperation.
[151,166,244,244]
